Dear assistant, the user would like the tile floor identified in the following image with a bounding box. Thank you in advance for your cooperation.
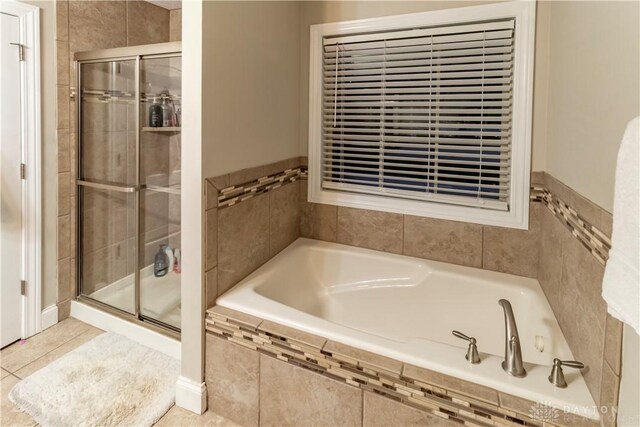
[0,318,237,427]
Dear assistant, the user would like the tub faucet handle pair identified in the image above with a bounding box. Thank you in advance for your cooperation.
[548,358,585,388]
[452,330,481,364]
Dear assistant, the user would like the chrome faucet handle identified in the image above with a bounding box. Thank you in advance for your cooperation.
[548,358,585,388]
[452,330,481,364]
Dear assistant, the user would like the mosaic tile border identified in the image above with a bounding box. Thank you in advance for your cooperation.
[217,167,307,208]
[205,309,565,427]
[215,163,609,265]
[537,188,611,265]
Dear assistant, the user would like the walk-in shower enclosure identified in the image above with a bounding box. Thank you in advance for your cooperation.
[75,42,182,333]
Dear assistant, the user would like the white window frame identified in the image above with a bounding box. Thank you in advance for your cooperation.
[308,1,536,229]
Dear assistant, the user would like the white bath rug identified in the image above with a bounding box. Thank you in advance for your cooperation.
[9,332,180,427]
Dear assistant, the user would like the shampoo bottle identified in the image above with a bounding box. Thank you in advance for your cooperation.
[154,245,169,277]
[149,98,162,127]
[163,245,175,274]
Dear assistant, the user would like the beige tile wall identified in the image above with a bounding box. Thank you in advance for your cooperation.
[538,174,621,422]
[300,180,542,278]
[205,159,622,424]
[205,306,606,427]
[204,157,302,307]
[55,0,174,319]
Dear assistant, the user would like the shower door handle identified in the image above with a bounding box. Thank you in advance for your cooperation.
[77,180,138,193]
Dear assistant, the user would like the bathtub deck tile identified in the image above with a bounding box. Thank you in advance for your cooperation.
[323,340,404,375]
[259,320,326,349]
[364,392,460,427]
[208,306,263,330]
[403,364,500,406]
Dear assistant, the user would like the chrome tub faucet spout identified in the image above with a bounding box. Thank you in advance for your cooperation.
[498,299,526,378]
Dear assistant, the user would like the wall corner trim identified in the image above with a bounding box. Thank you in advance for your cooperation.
[41,305,59,331]
[175,376,207,415]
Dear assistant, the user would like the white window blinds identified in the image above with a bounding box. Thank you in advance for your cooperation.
[322,19,515,211]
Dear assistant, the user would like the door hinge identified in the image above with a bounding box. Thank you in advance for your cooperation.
[20,280,26,296]
[9,43,25,62]
[20,163,26,180]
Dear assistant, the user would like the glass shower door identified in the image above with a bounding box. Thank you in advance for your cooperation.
[78,59,138,314]
[138,55,182,330]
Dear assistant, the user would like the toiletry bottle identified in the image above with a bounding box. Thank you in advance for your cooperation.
[154,245,169,277]
[164,245,175,274]
[149,97,163,127]
[161,96,173,127]
[173,248,181,274]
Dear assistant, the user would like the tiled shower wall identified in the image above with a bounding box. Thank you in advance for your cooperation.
[205,158,622,420]
[55,0,178,320]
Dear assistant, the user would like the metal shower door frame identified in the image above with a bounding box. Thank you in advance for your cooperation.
[74,42,181,337]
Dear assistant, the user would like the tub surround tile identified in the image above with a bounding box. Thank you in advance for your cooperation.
[363,392,457,427]
[259,354,363,427]
[300,202,337,242]
[209,306,263,330]
[217,193,270,295]
[403,364,499,406]
[206,308,596,427]
[560,233,607,402]
[260,320,326,349]
[538,206,565,306]
[403,216,483,268]
[263,157,301,178]
[219,167,304,209]
[499,393,599,427]
[57,130,70,173]
[205,208,218,271]
[226,157,301,189]
[531,171,545,185]
[482,202,541,278]
[205,267,218,310]
[323,340,403,375]
[599,210,613,239]
[269,181,300,256]
[205,334,259,427]
[205,179,220,210]
[337,207,403,254]
[598,362,620,427]
[603,315,622,375]
[208,175,230,193]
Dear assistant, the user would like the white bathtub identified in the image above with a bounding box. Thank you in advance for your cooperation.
[217,238,598,419]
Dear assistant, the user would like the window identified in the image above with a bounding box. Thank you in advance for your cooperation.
[308,2,536,229]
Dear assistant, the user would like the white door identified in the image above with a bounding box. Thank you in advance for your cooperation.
[1,12,24,348]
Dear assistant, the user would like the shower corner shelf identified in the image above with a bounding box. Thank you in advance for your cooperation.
[141,127,181,132]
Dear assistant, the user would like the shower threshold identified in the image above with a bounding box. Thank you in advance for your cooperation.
[88,265,181,330]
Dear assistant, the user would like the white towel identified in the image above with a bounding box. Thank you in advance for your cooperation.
[602,116,640,334]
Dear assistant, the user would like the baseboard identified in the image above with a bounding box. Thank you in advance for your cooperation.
[175,376,207,415]
[41,305,58,331]
[70,300,181,359]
